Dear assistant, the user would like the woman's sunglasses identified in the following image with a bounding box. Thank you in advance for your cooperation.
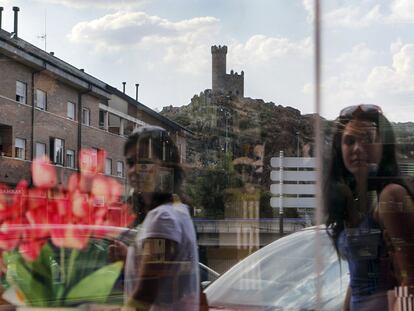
[339,104,382,118]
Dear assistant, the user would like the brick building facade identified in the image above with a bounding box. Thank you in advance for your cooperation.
[0,25,188,188]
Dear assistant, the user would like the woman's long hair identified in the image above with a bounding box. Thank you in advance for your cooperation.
[324,107,413,248]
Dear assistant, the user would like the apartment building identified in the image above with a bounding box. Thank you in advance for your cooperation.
[0,9,188,187]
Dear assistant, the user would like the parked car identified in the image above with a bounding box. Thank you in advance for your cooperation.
[205,226,349,311]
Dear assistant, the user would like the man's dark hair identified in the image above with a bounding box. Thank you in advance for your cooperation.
[124,126,184,215]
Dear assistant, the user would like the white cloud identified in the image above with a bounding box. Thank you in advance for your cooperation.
[68,11,314,110]
[311,0,414,28]
[37,0,147,10]
[231,35,312,65]
[313,44,378,114]
[69,12,219,49]
[324,4,383,28]
[389,0,414,23]
[367,43,414,94]
[68,11,220,75]
[318,42,414,121]
[302,0,314,23]
[68,11,312,79]
[302,0,383,28]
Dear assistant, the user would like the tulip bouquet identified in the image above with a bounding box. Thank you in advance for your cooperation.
[0,150,134,307]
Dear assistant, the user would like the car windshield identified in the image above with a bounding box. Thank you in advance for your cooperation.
[206,228,349,310]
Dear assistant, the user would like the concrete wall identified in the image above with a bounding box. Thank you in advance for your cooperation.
[108,94,128,114]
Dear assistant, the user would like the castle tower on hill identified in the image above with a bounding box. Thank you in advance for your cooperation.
[211,45,244,97]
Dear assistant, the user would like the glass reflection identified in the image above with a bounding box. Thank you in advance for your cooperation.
[325,105,414,310]
[120,126,200,310]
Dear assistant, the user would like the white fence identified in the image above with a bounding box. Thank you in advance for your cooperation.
[270,152,317,211]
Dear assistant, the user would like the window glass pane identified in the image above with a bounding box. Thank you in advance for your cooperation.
[53,138,64,165]
[15,138,25,159]
[116,161,123,177]
[35,143,46,158]
[105,158,112,175]
[36,89,46,110]
[15,138,24,149]
[0,3,340,311]
[82,108,90,125]
[124,120,135,136]
[99,109,106,129]
[108,113,121,135]
[16,81,26,104]
[66,149,75,168]
[67,102,75,120]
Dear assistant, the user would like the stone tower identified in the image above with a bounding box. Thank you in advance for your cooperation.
[211,45,244,97]
[211,45,227,94]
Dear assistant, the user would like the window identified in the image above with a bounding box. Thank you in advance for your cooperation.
[35,89,46,110]
[16,81,26,104]
[105,158,112,175]
[82,108,90,126]
[99,110,107,129]
[15,138,25,160]
[50,137,64,165]
[35,143,46,158]
[66,149,75,168]
[116,161,124,177]
[108,114,122,135]
[67,102,76,120]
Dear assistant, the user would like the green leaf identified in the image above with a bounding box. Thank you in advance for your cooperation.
[66,249,80,287]
[52,285,65,307]
[6,256,49,307]
[65,261,123,304]
[27,244,54,281]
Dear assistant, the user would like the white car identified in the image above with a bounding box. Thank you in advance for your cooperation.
[205,227,349,310]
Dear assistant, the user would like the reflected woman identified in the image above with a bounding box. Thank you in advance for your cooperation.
[324,105,414,311]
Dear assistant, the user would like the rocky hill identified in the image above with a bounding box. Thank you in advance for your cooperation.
[161,90,319,188]
[161,91,414,219]
[161,91,414,181]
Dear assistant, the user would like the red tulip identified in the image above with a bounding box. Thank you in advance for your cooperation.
[32,157,57,189]
[0,221,21,250]
[79,149,99,176]
[19,238,46,262]
[50,225,90,249]
[0,149,134,264]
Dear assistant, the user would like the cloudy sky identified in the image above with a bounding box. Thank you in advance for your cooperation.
[1,0,414,121]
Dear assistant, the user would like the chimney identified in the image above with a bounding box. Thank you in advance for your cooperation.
[0,7,3,30]
[50,51,54,56]
[122,82,126,94]
[135,83,139,101]
[12,7,19,37]
[80,69,84,72]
